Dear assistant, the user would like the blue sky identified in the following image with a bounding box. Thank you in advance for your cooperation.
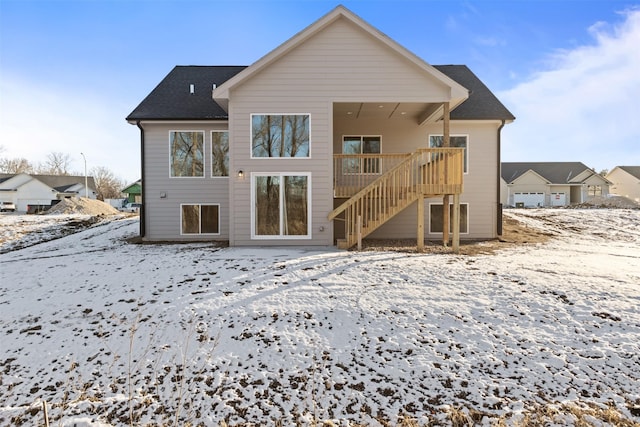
[1,0,639,183]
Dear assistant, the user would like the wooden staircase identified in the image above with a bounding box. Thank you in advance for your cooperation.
[328,148,464,249]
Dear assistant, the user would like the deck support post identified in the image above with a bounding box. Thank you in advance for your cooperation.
[452,193,460,253]
[442,194,450,246]
[357,215,362,251]
[417,193,424,251]
[442,102,451,247]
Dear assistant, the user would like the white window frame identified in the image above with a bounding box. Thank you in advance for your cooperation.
[342,135,382,175]
[169,130,205,178]
[250,114,311,159]
[428,134,469,174]
[211,130,229,178]
[250,172,312,240]
[180,203,221,235]
[428,202,469,234]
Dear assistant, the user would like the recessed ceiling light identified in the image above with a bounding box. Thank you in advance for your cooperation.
[400,111,407,115]
[378,105,384,108]
[347,111,353,115]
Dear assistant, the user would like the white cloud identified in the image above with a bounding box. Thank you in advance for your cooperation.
[499,8,640,172]
[0,74,140,183]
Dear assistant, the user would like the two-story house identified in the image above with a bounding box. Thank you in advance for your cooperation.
[126,6,514,251]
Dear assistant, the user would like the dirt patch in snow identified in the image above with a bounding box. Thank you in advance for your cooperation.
[572,195,640,209]
[46,197,120,216]
[359,212,552,255]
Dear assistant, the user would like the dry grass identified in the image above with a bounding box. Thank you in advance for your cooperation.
[215,402,640,426]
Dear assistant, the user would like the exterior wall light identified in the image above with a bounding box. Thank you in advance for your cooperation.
[237,170,244,178]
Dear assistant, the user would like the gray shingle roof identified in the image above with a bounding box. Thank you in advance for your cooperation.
[0,174,96,191]
[435,65,515,121]
[34,175,97,191]
[127,65,514,122]
[617,166,640,179]
[501,162,593,184]
[127,66,247,121]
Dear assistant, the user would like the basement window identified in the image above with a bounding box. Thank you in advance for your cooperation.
[429,203,469,234]
[181,204,220,235]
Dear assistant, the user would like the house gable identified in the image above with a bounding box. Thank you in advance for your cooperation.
[608,166,640,181]
[511,169,550,186]
[0,173,33,190]
[213,5,469,118]
[606,166,640,201]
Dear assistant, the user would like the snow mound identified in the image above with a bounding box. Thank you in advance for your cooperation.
[46,197,120,216]
[573,195,640,209]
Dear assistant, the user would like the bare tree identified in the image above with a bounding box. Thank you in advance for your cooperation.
[90,166,125,200]
[0,157,35,174]
[38,152,72,175]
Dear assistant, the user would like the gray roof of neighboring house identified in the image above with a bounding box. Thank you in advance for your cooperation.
[34,175,97,191]
[617,166,640,179]
[0,174,96,191]
[127,65,514,122]
[501,162,594,184]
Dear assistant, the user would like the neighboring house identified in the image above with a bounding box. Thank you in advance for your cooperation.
[122,180,142,204]
[0,173,97,212]
[126,6,514,249]
[606,166,640,202]
[501,162,610,208]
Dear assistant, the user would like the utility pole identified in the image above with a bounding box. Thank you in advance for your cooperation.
[80,152,88,198]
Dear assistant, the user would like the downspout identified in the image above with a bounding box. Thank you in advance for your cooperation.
[497,120,506,236]
[136,121,146,238]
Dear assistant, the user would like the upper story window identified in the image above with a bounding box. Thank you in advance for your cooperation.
[211,131,229,177]
[251,114,310,158]
[429,135,468,173]
[342,136,381,174]
[170,131,204,177]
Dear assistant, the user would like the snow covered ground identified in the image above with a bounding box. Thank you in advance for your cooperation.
[1,209,639,426]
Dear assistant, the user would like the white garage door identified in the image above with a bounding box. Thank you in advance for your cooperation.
[514,192,545,207]
[550,192,566,206]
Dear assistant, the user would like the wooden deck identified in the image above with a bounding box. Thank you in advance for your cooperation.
[329,148,464,250]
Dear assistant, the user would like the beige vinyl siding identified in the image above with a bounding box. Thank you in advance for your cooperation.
[141,122,230,241]
[507,170,547,202]
[227,18,463,245]
[508,171,550,207]
[511,171,548,187]
[607,168,640,201]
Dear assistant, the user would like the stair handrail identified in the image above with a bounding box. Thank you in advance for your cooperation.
[327,149,428,220]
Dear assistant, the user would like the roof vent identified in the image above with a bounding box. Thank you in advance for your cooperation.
[189,84,195,95]
[212,83,217,90]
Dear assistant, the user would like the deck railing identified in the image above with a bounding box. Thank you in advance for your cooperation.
[333,153,411,198]
[329,148,464,248]
[333,148,464,198]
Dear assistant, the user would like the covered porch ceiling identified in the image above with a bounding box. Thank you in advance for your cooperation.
[334,102,446,125]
